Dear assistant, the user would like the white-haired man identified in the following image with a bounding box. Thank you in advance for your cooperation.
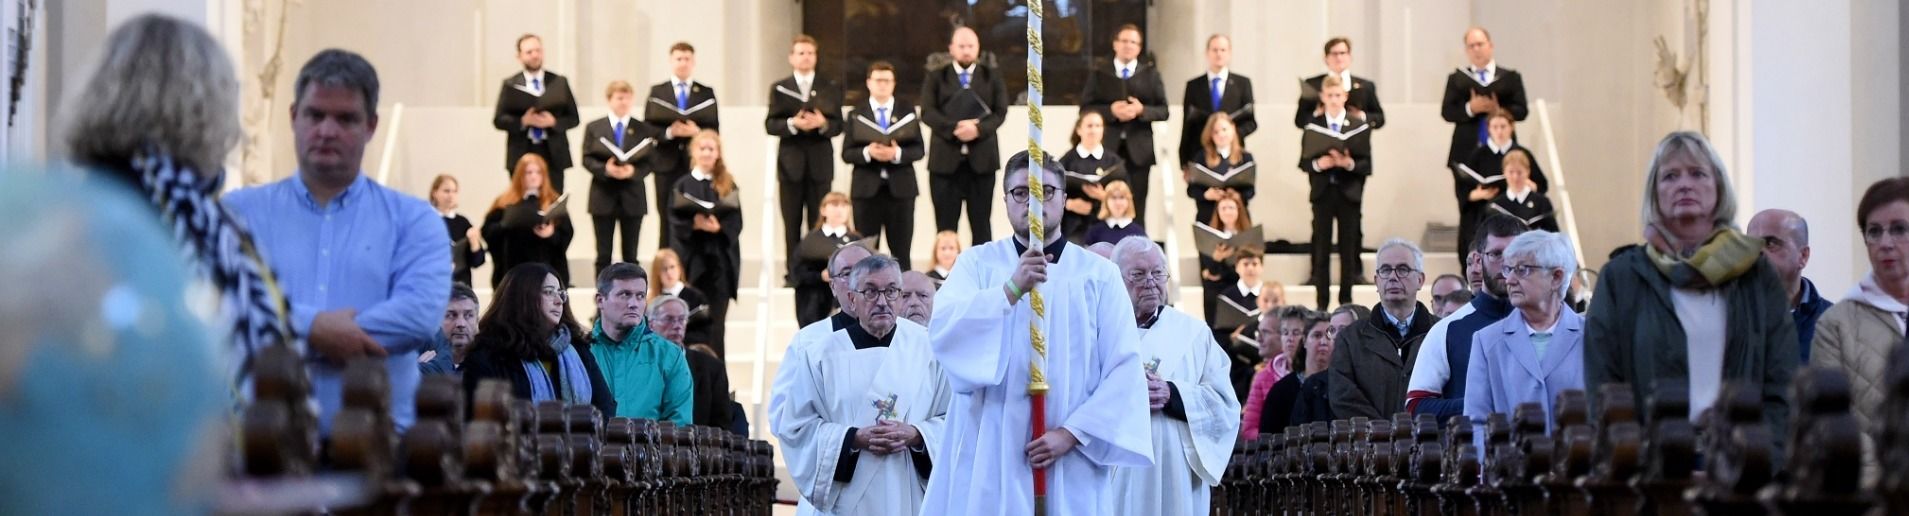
[1328,238,1434,420]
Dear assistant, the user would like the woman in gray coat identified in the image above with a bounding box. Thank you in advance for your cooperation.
[1582,131,1796,457]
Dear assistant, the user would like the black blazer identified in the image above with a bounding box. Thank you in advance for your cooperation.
[493,71,581,173]
[1078,62,1170,167]
[1180,72,1257,164]
[1295,74,1386,130]
[646,80,721,172]
[442,213,486,287]
[841,100,925,199]
[460,337,617,418]
[1453,141,1549,204]
[1440,67,1529,163]
[668,176,744,301]
[919,62,1010,174]
[1296,114,1372,204]
[581,116,660,217]
[764,76,846,182]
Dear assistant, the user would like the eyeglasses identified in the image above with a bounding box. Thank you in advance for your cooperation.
[650,315,688,326]
[1126,270,1169,284]
[1375,265,1420,278]
[1501,264,1554,279]
[1007,186,1061,204]
[1864,223,1909,244]
[857,287,902,301]
[541,287,568,301]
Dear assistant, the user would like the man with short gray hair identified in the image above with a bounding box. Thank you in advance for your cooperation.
[770,255,951,515]
[1746,209,1833,360]
[1106,236,1239,515]
[1328,237,1434,420]
[897,271,937,326]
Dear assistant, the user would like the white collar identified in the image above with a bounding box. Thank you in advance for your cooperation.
[1525,314,1559,335]
[522,70,547,87]
[1325,110,1350,127]
[1471,61,1497,78]
[664,283,684,295]
[1487,138,1513,154]
[439,209,457,219]
[690,168,713,182]
[1207,67,1229,82]
[934,265,952,276]
[1236,280,1263,297]
[821,224,847,237]
[672,76,694,89]
[952,61,978,76]
[1114,58,1138,74]
[607,111,635,126]
[793,71,815,84]
[869,97,896,112]
[1215,146,1233,160]
[1075,144,1104,160]
[1106,217,1134,228]
[1330,69,1352,87]
[1507,187,1532,203]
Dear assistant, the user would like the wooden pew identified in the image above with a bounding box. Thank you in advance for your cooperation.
[1634,379,1694,516]
[1686,382,1775,515]
[1760,367,1870,515]
[1577,383,1642,516]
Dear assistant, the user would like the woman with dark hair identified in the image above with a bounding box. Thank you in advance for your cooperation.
[668,130,744,356]
[430,174,487,286]
[1584,131,1794,455]
[1058,110,1126,244]
[483,154,574,288]
[1285,311,1339,428]
[461,262,616,416]
[1813,176,1909,469]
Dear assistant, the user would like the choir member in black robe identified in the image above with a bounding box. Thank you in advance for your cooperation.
[1486,149,1560,232]
[1439,27,1528,165]
[667,130,743,357]
[1180,34,1257,167]
[650,248,712,346]
[1452,109,1550,266]
[430,174,487,287]
[581,80,660,276]
[1058,111,1126,245]
[1079,23,1170,224]
[1185,113,1256,225]
[1084,180,1148,246]
[1198,194,1253,324]
[646,42,721,248]
[483,154,574,288]
[790,192,862,326]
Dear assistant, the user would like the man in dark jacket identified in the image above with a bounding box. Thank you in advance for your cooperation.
[1329,238,1436,420]
[1746,209,1834,361]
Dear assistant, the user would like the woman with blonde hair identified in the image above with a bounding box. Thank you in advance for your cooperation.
[1198,191,1254,323]
[1485,149,1559,232]
[60,13,296,388]
[1086,180,1147,246]
[926,230,963,287]
[667,130,743,355]
[648,248,711,345]
[483,153,574,288]
[790,191,861,325]
[1185,112,1257,225]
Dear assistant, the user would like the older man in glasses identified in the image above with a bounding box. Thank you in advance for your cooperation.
[769,255,951,515]
[1328,238,1435,420]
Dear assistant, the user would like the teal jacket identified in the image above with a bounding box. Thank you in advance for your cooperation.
[589,319,694,425]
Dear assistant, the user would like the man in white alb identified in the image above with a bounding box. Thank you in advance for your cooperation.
[924,151,1154,516]
[770,255,950,515]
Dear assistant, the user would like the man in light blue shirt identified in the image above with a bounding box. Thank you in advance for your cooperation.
[226,49,449,433]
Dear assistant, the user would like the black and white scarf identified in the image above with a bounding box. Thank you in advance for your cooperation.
[132,151,300,383]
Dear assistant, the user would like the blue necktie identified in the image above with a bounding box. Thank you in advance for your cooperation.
[1475,69,1490,144]
[529,78,545,141]
[676,83,689,110]
[1209,77,1223,112]
[959,70,971,88]
[1330,120,1340,133]
[877,107,890,131]
[612,120,625,147]
[1120,67,1131,80]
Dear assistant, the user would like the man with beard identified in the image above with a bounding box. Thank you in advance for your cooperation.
[1104,236,1239,516]
[897,270,937,327]
[1406,214,1529,421]
[421,283,479,374]
[770,255,951,514]
[588,263,693,425]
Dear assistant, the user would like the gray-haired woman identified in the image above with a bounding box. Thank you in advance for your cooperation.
[60,14,298,385]
[1583,131,1795,456]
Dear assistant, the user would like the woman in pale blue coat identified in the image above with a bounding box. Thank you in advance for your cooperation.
[1464,231,1584,455]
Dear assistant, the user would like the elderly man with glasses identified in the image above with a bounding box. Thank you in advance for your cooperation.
[1328,238,1436,420]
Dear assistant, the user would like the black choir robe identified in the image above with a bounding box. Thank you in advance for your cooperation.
[1439,66,1529,164]
[492,71,581,183]
[1295,73,1386,129]
[1186,149,1257,225]
[790,227,861,326]
[481,198,575,288]
[1452,141,1550,203]
[1179,72,1257,165]
[1078,60,1171,168]
[1057,147,1125,245]
[443,213,486,287]
[580,115,660,218]
[1487,191,1560,233]
[668,176,743,303]
[919,61,1010,174]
